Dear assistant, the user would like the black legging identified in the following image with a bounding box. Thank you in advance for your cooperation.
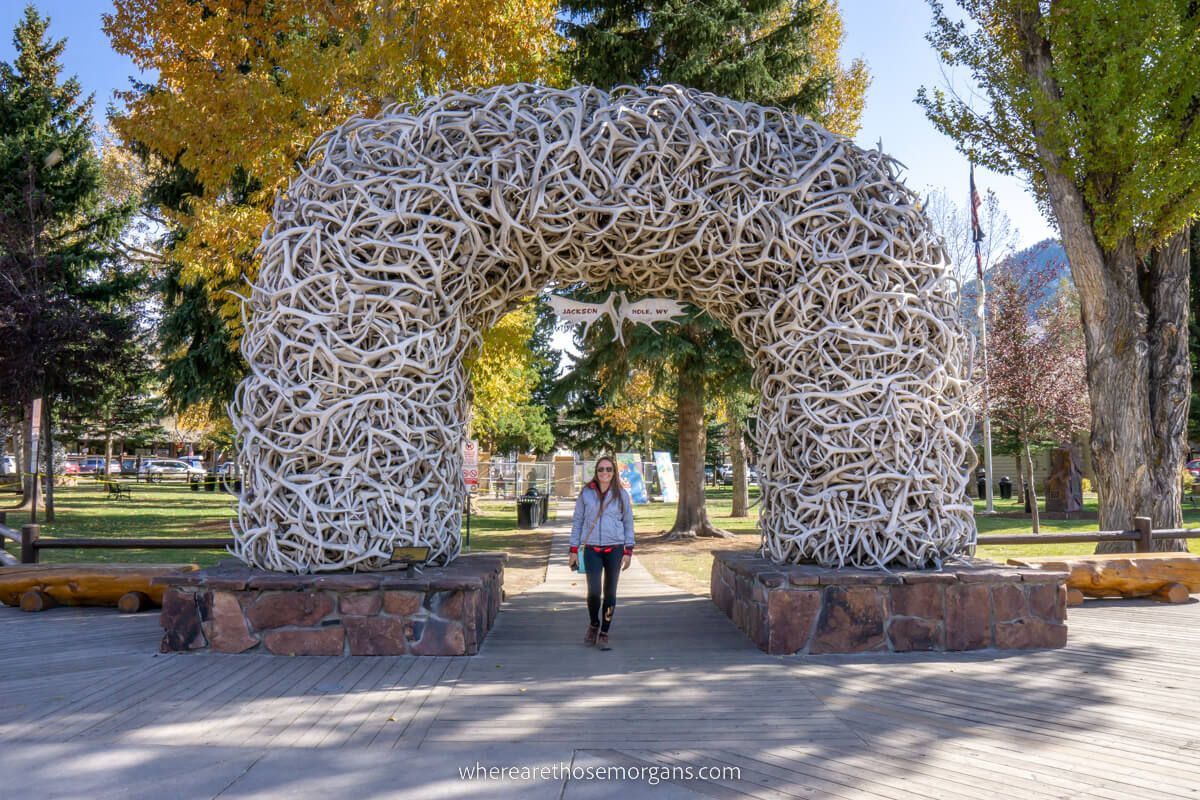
[584,546,624,633]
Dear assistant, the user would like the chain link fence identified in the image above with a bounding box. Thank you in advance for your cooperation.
[477,459,681,500]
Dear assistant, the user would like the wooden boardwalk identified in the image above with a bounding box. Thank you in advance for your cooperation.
[2,521,1200,798]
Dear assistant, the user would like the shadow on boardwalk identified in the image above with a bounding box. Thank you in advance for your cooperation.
[1,522,1197,798]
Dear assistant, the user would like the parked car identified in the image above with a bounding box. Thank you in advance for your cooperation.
[139,459,206,482]
[79,456,120,475]
[0,455,15,476]
[717,465,733,485]
[1187,460,1200,480]
[180,456,206,471]
[747,467,760,485]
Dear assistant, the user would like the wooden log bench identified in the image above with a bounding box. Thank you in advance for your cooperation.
[0,564,200,612]
[1008,552,1200,606]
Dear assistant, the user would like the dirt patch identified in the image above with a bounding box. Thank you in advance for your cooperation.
[467,526,554,597]
[634,529,759,596]
[192,519,234,532]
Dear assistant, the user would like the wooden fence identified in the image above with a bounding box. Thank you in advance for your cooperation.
[2,510,1197,569]
[0,511,232,566]
[976,515,1200,551]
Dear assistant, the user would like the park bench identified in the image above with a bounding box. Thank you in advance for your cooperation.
[100,479,132,500]
[0,563,200,612]
[1008,552,1200,606]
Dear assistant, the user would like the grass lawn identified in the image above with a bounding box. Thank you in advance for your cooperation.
[633,488,1200,595]
[2,480,237,567]
[6,481,1195,599]
[973,494,1200,561]
[1,483,552,593]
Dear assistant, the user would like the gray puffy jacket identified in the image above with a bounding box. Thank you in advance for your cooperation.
[569,483,635,552]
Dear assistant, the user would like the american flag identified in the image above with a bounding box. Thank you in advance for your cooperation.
[970,164,986,244]
[970,164,986,282]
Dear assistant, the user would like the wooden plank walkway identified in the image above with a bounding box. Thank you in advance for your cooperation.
[2,518,1200,798]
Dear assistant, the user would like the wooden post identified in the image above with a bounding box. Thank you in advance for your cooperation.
[20,524,39,564]
[1133,516,1153,553]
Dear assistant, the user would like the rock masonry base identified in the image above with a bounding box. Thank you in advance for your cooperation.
[712,551,1068,655]
[154,554,505,656]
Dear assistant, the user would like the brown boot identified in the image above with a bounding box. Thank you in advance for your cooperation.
[597,632,611,651]
[584,625,599,646]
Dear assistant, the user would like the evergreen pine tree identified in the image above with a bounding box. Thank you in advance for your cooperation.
[557,0,840,537]
[0,6,135,517]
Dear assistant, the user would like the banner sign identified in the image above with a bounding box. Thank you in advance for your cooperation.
[547,292,689,344]
[30,397,42,465]
[462,439,479,489]
[30,397,42,438]
[615,453,649,504]
[654,451,678,503]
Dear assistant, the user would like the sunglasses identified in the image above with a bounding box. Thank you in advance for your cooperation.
[596,466,614,473]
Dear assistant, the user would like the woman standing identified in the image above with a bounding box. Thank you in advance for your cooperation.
[568,456,634,650]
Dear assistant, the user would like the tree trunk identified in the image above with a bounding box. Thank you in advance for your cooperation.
[1013,450,1025,512]
[1016,15,1191,552]
[105,434,114,477]
[728,411,749,518]
[1024,440,1041,534]
[1073,234,1190,552]
[43,397,54,522]
[667,346,731,539]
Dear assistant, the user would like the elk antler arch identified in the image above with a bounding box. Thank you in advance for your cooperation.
[232,83,977,573]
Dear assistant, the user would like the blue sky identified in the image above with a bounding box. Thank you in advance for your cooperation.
[1,0,1055,250]
[0,1,147,115]
[840,1,1055,248]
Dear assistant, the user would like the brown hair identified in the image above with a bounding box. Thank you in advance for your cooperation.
[589,456,618,498]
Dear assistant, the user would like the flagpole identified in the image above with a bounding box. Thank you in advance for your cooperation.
[971,165,995,514]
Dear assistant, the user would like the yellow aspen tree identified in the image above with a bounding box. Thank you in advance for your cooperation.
[104,1,563,336]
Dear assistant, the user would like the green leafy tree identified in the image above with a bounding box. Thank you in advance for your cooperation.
[560,299,752,538]
[549,366,633,454]
[0,6,135,518]
[918,0,1199,547]
[468,302,555,456]
[151,160,249,412]
[57,331,165,469]
[558,0,865,538]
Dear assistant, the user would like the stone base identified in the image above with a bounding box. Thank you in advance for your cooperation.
[154,554,505,656]
[712,551,1068,655]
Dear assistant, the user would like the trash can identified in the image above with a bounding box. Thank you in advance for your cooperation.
[976,469,987,499]
[998,476,1012,500]
[517,488,544,529]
